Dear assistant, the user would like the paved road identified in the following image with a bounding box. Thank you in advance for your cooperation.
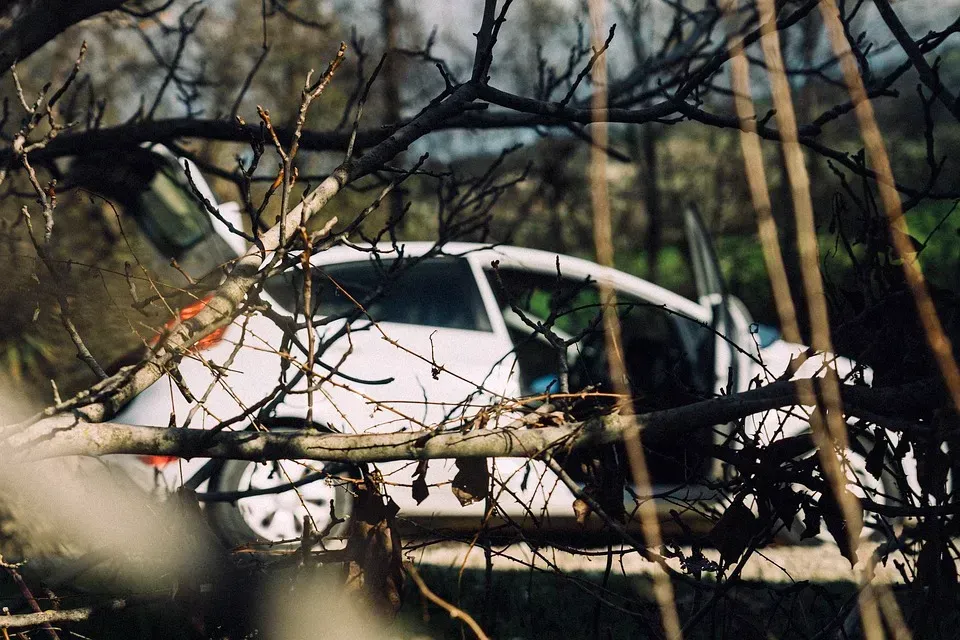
[409,540,910,584]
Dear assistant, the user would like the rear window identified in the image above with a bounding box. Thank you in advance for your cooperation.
[264,256,493,332]
[134,164,212,253]
[68,149,213,257]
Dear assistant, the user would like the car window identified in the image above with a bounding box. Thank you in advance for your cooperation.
[265,256,494,332]
[486,265,717,485]
[135,165,212,252]
[484,266,712,399]
[69,149,214,257]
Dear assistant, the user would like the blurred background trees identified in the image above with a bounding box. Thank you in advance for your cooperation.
[2,0,960,401]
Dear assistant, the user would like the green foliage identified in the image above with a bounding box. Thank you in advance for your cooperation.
[618,245,693,299]
[907,201,960,293]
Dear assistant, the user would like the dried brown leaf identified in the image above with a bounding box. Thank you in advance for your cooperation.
[451,458,489,506]
[573,497,591,525]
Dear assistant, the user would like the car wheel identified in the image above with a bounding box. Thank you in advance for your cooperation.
[207,458,358,549]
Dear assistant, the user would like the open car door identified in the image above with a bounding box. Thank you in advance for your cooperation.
[683,205,755,394]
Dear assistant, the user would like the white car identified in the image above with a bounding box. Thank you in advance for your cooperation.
[84,146,911,547]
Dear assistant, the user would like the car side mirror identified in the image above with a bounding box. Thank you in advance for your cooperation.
[752,323,781,349]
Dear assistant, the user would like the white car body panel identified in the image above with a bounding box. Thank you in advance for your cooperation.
[749,339,921,501]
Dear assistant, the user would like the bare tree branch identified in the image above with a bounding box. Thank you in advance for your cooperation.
[0,0,125,74]
[0,600,127,629]
[9,378,941,464]
[873,0,960,124]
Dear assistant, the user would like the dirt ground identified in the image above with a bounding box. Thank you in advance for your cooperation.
[410,539,910,585]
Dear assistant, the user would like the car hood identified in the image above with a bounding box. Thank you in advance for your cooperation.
[756,339,873,386]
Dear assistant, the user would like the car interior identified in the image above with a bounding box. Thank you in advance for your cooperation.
[484,265,717,485]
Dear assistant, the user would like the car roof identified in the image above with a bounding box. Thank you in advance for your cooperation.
[310,241,709,321]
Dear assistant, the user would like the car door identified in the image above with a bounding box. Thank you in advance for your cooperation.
[464,248,715,529]
[266,254,516,423]
[683,205,756,395]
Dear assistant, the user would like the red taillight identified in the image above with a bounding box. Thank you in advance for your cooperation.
[177,296,227,350]
[177,297,210,321]
[152,295,226,351]
[138,455,178,468]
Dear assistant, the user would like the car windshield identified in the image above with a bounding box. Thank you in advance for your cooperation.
[265,256,493,332]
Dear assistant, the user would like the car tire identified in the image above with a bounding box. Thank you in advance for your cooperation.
[206,449,358,550]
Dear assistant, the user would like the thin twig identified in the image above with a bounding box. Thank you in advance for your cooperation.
[404,562,490,640]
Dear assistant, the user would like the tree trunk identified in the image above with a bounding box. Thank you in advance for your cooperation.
[380,0,406,234]
[642,123,662,284]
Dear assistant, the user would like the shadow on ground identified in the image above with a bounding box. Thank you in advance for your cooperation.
[3,558,958,639]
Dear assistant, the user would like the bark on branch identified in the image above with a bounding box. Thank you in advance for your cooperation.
[0,599,126,629]
[7,379,941,463]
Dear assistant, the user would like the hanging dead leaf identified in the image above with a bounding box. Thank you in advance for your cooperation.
[709,494,758,569]
[818,487,862,567]
[864,430,887,480]
[917,444,950,500]
[411,460,429,505]
[767,485,802,530]
[800,503,821,540]
[344,480,404,618]
[451,458,489,506]
[573,498,591,525]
